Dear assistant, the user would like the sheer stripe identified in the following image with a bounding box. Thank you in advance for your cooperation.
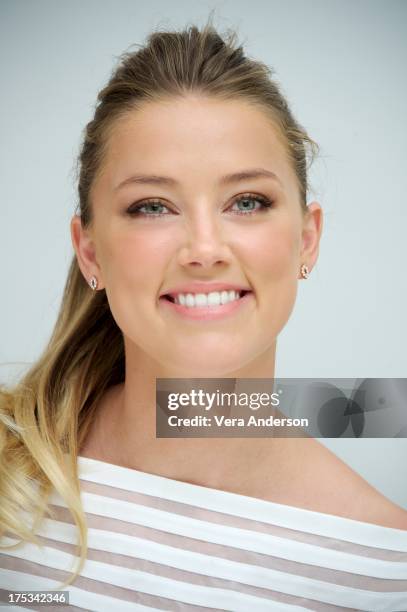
[0,455,406,612]
[77,480,407,561]
[44,492,407,579]
[74,457,407,551]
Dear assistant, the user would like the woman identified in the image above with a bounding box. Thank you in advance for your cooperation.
[1,19,406,611]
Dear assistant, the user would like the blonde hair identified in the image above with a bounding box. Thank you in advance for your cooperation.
[0,15,319,588]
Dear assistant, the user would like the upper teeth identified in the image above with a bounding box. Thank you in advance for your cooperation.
[174,290,243,307]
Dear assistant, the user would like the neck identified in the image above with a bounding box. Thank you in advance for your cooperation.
[82,339,278,482]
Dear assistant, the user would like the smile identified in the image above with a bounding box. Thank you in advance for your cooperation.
[168,289,247,307]
[159,290,253,321]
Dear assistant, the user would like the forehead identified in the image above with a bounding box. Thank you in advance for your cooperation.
[100,95,296,192]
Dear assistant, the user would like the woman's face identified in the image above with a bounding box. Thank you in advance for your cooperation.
[72,95,322,376]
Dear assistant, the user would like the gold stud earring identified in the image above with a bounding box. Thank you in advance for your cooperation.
[300,264,310,279]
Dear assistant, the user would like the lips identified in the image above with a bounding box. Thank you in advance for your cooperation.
[159,287,254,321]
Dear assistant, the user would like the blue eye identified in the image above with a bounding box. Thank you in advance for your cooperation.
[231,194,273,215]
[126,193,274,219]
[129,201,170,217]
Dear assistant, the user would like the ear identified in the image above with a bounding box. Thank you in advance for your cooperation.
[299,202,323,276]
[70,214,105,290]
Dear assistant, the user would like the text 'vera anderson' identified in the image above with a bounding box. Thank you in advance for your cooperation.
[167,415,309,427]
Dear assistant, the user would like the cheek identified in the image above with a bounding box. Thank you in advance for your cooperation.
[99,227,174,338]
[101,227,173,290]
[247,219,300,279]
[250,219,300,330]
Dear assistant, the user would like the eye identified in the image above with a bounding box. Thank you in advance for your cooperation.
[126,200,171,218]
[230,193,274,216]
[125,193,274,219]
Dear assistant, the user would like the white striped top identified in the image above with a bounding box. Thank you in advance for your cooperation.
[1,455,407,611]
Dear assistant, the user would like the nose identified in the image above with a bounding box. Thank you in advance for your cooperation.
[177,209,232,270]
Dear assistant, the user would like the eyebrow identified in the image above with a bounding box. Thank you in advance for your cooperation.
[114,167,282,191]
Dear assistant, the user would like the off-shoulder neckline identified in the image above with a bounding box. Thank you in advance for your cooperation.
[74,454,407,549]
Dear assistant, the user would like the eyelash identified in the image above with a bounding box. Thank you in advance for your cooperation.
[125,193,274,219]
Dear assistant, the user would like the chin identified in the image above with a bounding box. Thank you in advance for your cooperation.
[165,334,255,374]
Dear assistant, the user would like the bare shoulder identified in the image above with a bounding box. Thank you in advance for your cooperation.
[265,437,407,530]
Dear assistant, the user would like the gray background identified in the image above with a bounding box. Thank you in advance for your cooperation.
[1,0,406,508]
